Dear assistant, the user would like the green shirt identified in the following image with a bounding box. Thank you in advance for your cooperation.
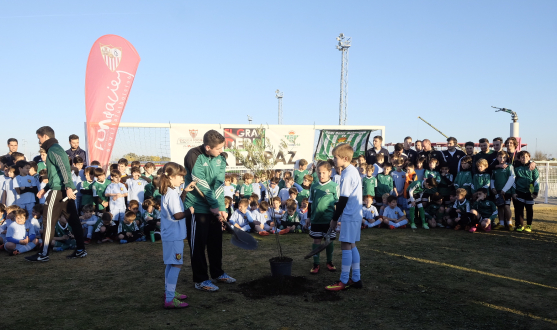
[55,221,73,239]
[239,183,253,198]
[362,176,377,197]
[92,180,111,211]
[296,188,310,205]
[80,180,95,207]
[492,165,515,193]
[424,169,441,184]
[454,170,473,195]
[406,180,425,201]
[452,199,470,214]
[309,180,339,224]
[375,173,394,197]
[184,146,226,213]
[118,221,139,234]
[513,163,539,194]
[472,199,497,220]
[425,203,443,219]
[472,173,491,195]
[293,169,308,185]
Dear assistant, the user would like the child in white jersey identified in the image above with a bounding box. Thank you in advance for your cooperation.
[13,161,39,218]
[362,195,381,228]
[4,208,37,255]
[160,162,195,309]
[127,167,147,211]
[104,170,128,224]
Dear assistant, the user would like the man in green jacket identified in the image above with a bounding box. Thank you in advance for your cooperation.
[184,130,234,292]
[25,126,87,262]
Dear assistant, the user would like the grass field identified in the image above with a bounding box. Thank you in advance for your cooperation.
[3,205,557,330]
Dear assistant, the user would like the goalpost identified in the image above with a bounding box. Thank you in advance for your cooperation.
[109,123,171,163]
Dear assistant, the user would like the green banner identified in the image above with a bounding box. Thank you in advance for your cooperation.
[314,130,373,161]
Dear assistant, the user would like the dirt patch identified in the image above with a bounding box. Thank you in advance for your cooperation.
[311,290,343,302]
[237,276,312,299]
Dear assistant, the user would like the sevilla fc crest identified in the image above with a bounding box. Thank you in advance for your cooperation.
[100,44,122,72]
[189,129,198,139]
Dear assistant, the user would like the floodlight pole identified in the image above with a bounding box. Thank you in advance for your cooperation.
[275,89,283,124]
[336,33,351,125]
[247,115,253,125]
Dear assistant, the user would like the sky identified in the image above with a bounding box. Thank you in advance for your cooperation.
[0,0,555,159]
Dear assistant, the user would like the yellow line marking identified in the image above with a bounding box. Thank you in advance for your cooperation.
[473,301,557,325]
[372,249,557,290]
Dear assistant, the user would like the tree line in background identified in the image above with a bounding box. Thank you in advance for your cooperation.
[119,153,171,162]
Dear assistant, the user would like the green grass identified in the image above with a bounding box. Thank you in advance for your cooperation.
[3,205,557,330]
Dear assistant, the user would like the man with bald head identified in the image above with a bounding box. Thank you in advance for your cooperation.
[418,139,445,170]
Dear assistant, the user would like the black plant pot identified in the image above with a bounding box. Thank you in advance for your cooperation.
[269,257,293,277]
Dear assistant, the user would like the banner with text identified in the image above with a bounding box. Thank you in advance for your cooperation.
[314,130,372,161]
[85,35,140,167]
[169,124,315,171]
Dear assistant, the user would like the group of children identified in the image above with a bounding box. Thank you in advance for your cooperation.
[0,155,167,256]
[355,148,539,235]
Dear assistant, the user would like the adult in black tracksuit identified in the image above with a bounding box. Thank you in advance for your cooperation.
[365,135,390,165]
[419,139,446,170]
[183,130,234,291]
[26,126,87,262]
[442,137,466,177]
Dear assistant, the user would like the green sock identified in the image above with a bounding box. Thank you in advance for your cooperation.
[418,207,426,225]
[312,244,320,264]
[326,242,334,263]
[407,207,415,224]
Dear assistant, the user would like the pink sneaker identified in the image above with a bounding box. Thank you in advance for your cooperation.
[164,298,189,309]
[469,227,477,233]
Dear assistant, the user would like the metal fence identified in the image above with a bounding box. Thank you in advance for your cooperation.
[536,161,557,203]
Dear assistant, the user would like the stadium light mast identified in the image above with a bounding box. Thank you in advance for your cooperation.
[336,33,351,125]
[492,106,519,137]
[275,89,283,124]
[247,115,253,125]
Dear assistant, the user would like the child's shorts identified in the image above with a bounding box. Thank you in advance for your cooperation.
[15,242,36,253]
[309,223,336,240]
[338,221,360,243]
[111,209,126,222]
[397,196,408,210]
[163,240,184,265]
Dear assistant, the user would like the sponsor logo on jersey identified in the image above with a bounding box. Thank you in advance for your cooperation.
[138,182,141,185]
[28,179,32,183]
[176,253,182,261]
[203,162,208,166]
[216,159,222,166]
[120,187,124,191]
[100,44,122,72]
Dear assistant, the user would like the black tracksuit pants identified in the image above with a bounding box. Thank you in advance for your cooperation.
[42,189,85,255]
[186,213,225,283]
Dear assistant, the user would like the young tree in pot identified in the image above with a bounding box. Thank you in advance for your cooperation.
[227,125,294,276]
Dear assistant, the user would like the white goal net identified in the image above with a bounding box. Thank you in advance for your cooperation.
[110,124,171,163]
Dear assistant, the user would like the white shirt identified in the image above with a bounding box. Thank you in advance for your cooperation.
[7,221,34,241]
[160,187,186,241]
[278,188,291,202]
[339,165,363,222]
[105,182,128,211]
[13,175,38,205]
[2,178,16,206]
[127,178,147,203]
[223,185,235,198]
[362,205,379,220]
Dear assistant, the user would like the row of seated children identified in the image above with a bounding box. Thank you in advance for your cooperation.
[226,195,308,235]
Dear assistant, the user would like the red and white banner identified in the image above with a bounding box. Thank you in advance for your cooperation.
[85,35,140,167]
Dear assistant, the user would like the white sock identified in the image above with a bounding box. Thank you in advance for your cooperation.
[370,219,382,228]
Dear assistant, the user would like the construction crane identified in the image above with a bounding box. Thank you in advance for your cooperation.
[492,106,519,137]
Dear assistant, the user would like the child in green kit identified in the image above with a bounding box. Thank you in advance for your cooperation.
[454,156,473,197]
[306,161,339,274]
[491,151,515,230]
[375,163,394,206]
[362,164,377,198]
[296,174,313,205]
[472,158,491,197]
[424,193,445,228]
[294,159,309,185]
[513,151,539,232]
[92,168,111,214]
